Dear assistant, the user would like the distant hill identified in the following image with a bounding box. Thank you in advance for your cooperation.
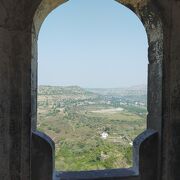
[86,84,147,96]
[39,85,86,95]
[38,85,147,96]
[38,85,147,104]
[38,85,100,100]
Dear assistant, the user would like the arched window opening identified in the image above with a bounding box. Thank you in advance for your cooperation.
[37,0,148,172]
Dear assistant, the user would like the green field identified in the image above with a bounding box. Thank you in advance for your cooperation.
[37,85,146,171]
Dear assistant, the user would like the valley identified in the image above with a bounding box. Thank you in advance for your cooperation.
[37,85,147,171]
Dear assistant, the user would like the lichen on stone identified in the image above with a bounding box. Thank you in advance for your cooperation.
[115,0,149,10]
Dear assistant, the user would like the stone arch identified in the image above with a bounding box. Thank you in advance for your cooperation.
[32,0,163,131]
[31,0,163,179]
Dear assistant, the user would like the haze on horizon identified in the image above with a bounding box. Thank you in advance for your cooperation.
[38,0,148,88]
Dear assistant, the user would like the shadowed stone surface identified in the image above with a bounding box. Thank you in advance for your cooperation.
[32,131,55,180]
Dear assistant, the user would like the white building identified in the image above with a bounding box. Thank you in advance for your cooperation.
[101,132,109,140]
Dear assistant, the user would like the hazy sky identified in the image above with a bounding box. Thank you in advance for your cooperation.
[38,0,148,88]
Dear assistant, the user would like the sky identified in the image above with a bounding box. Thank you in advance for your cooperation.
[38,0,148,88]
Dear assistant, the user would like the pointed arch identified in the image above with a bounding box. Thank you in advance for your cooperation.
[31,0,163,179]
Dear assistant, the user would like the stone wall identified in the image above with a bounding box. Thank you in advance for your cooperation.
[0,0,180,180]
